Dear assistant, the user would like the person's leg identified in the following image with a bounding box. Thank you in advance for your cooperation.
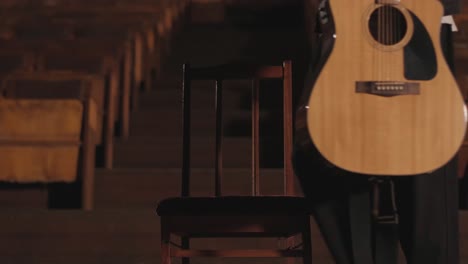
[312,197,354,264]
[393,176,414,259]
[293,147,373,264]
[396,158,458,264]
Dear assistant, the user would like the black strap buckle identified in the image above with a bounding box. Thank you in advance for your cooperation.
[370,177,399,225]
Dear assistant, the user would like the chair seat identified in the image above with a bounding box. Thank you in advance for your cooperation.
[156,196,311,216]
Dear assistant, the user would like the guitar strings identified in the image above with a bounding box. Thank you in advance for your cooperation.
[388,3,391,81]
[386,3,391,81]
[378,4,382,81]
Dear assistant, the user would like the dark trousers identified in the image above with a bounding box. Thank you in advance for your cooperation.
[293,24,459,264]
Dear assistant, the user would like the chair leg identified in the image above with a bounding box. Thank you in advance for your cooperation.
[161,227,171,264]
[302,219,313,264]
[181,236,190,264]
[285,237,297,264]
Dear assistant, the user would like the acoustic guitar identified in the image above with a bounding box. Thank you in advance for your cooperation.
[295,0,467,176]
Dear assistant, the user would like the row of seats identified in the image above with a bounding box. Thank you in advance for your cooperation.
[0,0,191,210]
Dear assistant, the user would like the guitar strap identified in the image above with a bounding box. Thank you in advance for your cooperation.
[371,178,400,264]
[348,189,374,264]
[461,170,468,210]
[348,178,399,264]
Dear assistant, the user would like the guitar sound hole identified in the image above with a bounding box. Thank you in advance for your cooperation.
[369,5,407,46]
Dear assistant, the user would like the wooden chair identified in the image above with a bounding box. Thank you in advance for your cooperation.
[156,60,312,264]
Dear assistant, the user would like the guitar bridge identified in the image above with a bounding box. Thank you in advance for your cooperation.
[356,81,420,97]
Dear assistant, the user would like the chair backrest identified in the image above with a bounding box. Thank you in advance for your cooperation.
[181,60,294,198]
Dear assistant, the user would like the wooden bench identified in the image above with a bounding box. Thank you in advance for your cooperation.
[4,71,105,144]
[50,17,156,106]
[0,0,191,209]
[0,38,133,140]
[39,5,183,89]
[2,0,185,59]
[0,0,190,93]
[0,72,99,210]
[0,14,164,125]
[0,50,35,73]
[50,14,166,93]
[36,51,120,169]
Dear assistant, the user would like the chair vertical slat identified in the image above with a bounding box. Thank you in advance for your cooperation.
[281,61,296,264]
[215,80,223,197]
[182,63,191,197]
[282,60,294,196]
[181,55,193,264]
[252,79,260,196]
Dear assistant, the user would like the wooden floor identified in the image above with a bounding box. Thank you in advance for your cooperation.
[0,3,468,264]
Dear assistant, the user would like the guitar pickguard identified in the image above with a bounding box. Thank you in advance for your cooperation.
[404,12,437,80]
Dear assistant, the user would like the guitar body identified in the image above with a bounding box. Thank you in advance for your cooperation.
[296,0,467,176]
